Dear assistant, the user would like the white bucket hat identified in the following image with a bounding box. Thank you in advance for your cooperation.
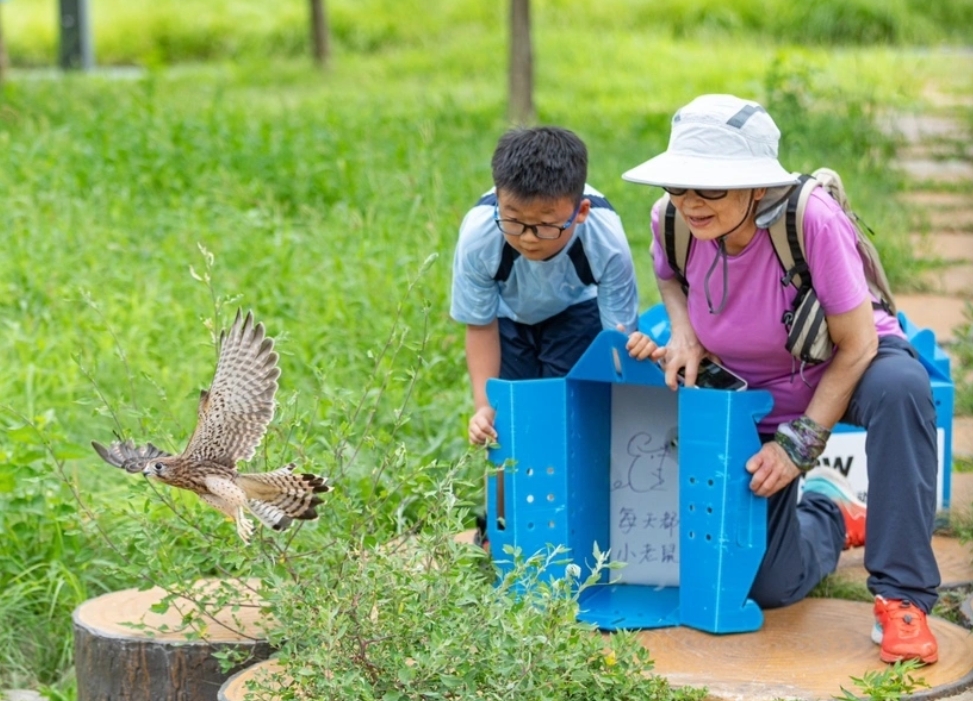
[622,94,800,190]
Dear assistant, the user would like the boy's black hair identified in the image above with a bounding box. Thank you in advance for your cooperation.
[491,126,587,204]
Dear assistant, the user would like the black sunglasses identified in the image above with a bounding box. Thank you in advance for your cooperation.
[662,187,729,200]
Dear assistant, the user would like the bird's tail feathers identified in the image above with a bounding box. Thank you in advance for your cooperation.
[238,463,331,528]
[247,500,293,532]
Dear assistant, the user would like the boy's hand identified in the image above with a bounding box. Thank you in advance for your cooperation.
[469,406,498,445]
[617,325,665,362]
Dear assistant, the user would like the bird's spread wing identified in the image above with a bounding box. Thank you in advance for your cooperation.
[182,310,280,467]
[92,439,173,474]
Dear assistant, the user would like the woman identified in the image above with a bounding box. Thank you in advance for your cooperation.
[622,94,939,665]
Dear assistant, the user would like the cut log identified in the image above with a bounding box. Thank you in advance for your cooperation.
[218,659,286,701]
[73,580,274,701]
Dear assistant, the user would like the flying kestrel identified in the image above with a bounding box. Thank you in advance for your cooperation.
[93,310,330,542]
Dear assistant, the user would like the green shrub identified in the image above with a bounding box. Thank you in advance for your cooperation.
[0,411,130,688]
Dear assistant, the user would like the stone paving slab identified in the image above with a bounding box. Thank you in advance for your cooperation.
[956,417,973,460]
[950,471,973,521]
[911,233,973,260]
[897,158,973,184]
[884,115,971,143]
[901,144,973,163]
[910,209,973,234]
[922,84,973,110]
[901,192,973,210]
[897,294,969,344]
[919,264,973,296]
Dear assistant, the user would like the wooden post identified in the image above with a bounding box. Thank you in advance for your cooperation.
[58,0,94,71]
[508,0,535,125]
[309,0,330,66]
[73,582,274,701]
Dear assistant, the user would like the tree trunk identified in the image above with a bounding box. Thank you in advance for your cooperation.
[58,0,94,70]
[73,583,274,701]
[309,0,330,66]
[508,0,534,125]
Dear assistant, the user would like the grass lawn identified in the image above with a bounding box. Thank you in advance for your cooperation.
[1,0,971,696]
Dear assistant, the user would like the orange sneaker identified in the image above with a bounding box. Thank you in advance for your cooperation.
[802,467,866,549]
[872,596,938,664]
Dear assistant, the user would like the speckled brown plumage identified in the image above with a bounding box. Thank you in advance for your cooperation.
[92,310,331,542]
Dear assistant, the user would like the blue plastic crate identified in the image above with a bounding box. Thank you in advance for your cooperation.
[486,327,772,634]
[484,303,954,634]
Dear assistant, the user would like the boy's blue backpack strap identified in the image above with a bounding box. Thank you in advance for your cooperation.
[567,238,596,286]
[493,238,596,286]
[493,241,521,282]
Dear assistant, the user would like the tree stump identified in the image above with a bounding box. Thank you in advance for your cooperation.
[218,659,286,701]
[73,580,274,701]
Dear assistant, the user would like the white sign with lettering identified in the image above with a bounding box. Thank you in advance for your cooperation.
[609,385,680,586]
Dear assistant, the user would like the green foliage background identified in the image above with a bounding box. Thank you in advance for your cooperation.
[5,0,973,66]
[0,0,970,697]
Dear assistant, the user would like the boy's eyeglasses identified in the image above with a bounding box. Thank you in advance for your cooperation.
[493,201,581,240]
[662,187,729,200]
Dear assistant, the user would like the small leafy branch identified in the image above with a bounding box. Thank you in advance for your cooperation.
[834,659,930,701]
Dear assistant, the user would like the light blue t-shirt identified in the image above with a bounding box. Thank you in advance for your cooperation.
[450,184,639,331]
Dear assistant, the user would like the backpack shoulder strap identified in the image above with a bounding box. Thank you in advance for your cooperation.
[658,194,691,290]
[768,174,818,291]
[493,241,520,282]
[567,237,597,286]
[811,167,897,316]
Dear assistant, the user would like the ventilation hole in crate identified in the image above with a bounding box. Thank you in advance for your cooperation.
[526,494,534,503]
[548,520,555,528]
[689,476,697,484]
[705,534,712,541]
[706,506,713,514]
[547,493,555,502]
[547,466,555,475]
[688,531,695,539]
[612,347,623,377]
[526,467,534,476]
[688,504,695,512]
[707,479,714,486]
[528,522,535,530]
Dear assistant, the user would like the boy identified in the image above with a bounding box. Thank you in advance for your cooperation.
[451,126,639,445]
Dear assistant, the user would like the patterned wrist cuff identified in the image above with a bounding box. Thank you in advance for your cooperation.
[774,415,832,472]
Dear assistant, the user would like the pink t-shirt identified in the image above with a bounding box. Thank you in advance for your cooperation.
[651,189,903,432]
